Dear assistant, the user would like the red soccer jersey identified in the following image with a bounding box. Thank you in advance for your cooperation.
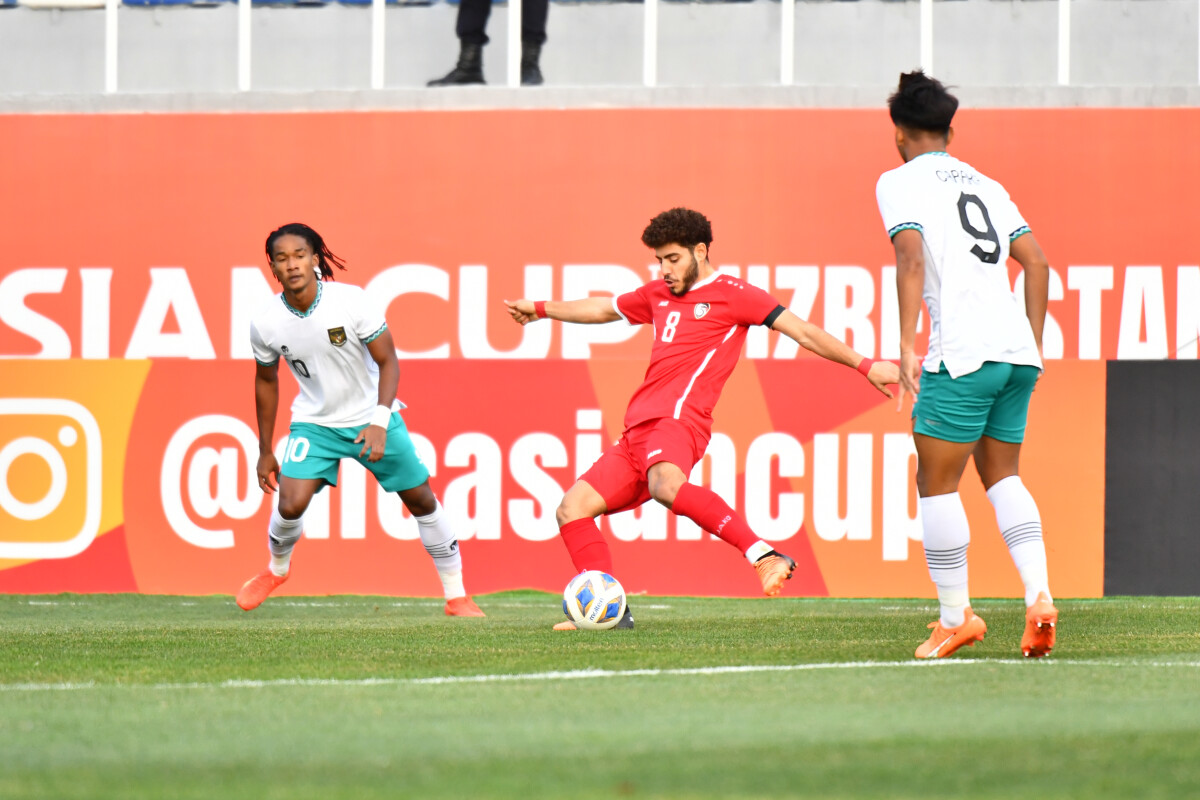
[613,271,784,436]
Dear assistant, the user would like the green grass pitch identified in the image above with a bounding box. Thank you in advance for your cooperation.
[1,593,1197,799]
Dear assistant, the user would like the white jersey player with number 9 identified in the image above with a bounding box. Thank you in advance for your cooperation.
[876,71,1058,661]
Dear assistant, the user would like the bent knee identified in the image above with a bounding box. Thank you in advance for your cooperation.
[555,500,580,528]
[648,483,678,508]
[556,484,605,527]
[647,472,685,508]
[399,483,437,517]
[277,501,306,520]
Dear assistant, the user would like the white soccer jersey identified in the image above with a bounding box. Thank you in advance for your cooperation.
[250,281,390,427]
[876,151,1042,378]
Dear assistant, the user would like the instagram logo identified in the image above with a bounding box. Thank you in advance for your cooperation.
[0,399,102,559]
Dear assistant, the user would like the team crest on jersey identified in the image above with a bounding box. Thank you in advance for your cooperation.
[694,303,711,319]
[327,327,347,347]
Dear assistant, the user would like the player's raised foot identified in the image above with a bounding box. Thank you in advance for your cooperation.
[914,607,987,659]
[1021,592,1058,658]
[236,568,289,611]
[553,606,635,631]
[754,551,797,596]
[445,596,486,617]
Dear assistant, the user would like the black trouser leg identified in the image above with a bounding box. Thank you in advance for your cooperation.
[456,0,492,46]
[522,0,548,46]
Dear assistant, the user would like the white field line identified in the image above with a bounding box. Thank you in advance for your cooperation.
[3,659,1198,694]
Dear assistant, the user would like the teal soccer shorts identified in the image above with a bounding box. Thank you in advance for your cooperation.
[279,413,430,492]
[912,361,1041,444]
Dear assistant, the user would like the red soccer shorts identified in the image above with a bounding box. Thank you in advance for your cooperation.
[579,417,709,514]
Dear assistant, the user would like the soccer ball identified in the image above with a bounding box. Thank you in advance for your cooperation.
[562,570,627,630]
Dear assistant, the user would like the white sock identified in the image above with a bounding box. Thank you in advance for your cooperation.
[268,508,304,577]
[416,501,466,600]
[919,492,971,628]
[987,475,1051,607]
[744,540,774,565]
[437,570,467,601]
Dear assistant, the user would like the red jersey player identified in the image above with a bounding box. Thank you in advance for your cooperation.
[506,208,899,629]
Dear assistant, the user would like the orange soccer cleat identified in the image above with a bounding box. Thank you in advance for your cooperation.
[444,596,486,617]
[754,551,797,596]
[553,620,578,631]
[236,568,289,611]
[915,607,987,659]
[1021,592,1058,658]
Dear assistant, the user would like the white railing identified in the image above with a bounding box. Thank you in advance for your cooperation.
[780,0,794,85]
[238,0,251,90]
[371,0,385,89]
[94,0,1199,94]
[1058,0,1071,85]
[104,0,118,92]
[920,0,933,75]
[506,0,522,87]
[643,0,658,87]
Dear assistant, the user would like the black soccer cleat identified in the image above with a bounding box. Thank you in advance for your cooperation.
[553,604,635,631]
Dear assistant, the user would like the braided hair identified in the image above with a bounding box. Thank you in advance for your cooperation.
[265,223,348,281]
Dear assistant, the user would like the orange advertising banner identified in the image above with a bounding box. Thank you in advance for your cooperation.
[0,108,1194,598]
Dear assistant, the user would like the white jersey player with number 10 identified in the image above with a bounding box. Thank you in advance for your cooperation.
[249,280,393,428]
[876,71,1057,662]
[235,222,485,618]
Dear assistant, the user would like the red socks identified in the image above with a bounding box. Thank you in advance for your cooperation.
[672,482,759,553]
[559,483,760,572]
[559,517,613,574]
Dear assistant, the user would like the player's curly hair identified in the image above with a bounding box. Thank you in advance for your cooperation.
[265,223,348,282]
[888,70,958,136]
[641,207,713,252]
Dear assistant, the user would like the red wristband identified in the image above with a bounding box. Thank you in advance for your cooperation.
[534,300,547,320]
[856,357,875,377]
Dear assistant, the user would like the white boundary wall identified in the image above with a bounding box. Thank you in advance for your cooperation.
[4,84,1199,113]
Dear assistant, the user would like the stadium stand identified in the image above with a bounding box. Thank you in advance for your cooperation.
[0,0,1196,101]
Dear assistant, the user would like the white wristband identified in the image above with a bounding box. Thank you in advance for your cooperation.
[369,405,392,429]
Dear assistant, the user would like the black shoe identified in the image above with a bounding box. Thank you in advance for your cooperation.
[427,42,485,87]
[553,604,634,630]
[615,605,634,629]
[520,41,544,86]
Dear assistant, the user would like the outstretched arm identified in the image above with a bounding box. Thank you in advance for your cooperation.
[254,360,281,493]
[770,309,898,398]
[505,297,622,326]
